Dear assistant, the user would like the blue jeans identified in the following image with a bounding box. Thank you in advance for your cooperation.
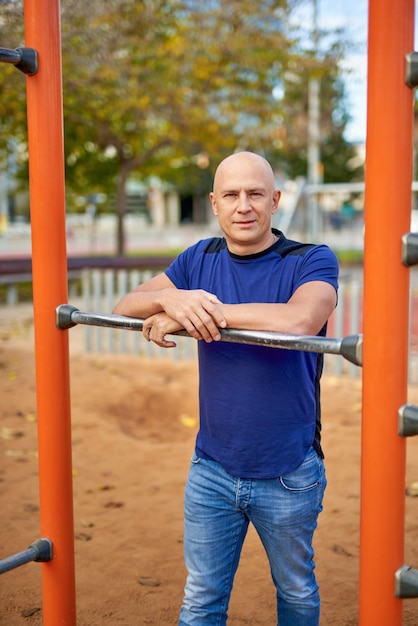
[178,447,326,626]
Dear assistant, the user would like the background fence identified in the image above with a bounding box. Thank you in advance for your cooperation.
[80,268,366,378]
[80,268,198,361]
[2,266,418,381]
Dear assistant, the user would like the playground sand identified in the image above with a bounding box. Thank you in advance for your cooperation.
[1,306,418,625]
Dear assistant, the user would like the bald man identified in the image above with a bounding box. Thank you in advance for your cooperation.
[113,151,339,626]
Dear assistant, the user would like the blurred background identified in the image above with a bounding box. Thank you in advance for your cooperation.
[0,0,417,360]
[2,0,416,259]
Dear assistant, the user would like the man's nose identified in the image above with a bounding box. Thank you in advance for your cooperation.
[237,193,251,211]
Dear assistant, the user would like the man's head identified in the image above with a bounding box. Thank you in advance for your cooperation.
[209,151,281,255]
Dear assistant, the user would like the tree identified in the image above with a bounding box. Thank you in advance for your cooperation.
[264,12,363,184]
[60,0,298,253]
[0,1,28,201]
[0,0,361,253]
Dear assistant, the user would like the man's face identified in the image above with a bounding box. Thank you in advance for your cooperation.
[209,153,280,255]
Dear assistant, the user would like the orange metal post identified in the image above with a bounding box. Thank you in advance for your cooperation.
[359,1,415,624]
[24,0,76,624]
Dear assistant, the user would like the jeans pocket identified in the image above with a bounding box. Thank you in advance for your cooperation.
[279,450,321,492]
[191,453,202,465]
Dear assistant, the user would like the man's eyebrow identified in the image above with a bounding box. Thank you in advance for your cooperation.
[221,187,267,194]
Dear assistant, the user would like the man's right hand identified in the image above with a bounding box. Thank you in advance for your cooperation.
[159,288,226,343]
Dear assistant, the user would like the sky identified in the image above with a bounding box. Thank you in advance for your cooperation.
[293,0,418,144]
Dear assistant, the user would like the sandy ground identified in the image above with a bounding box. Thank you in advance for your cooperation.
[1,305,418,625]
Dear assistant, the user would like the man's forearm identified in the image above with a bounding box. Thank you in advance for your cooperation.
[112,289,166,318]
[219,281,337,336]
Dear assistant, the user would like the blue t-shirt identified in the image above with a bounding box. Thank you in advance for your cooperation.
[165,230,339,478]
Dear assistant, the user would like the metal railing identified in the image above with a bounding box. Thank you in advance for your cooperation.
[0,538,52,575]
[0,46,38,75]
[56,304,363,367]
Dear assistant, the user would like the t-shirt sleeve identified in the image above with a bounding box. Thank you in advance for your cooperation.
[164,247,193,289]
[294,245,339,293]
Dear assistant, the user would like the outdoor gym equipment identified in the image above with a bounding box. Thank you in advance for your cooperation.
[55,304,363,367]
[0,0,417,624]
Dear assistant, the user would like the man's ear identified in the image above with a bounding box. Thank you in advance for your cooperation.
[272,190,281,214]
[209,192,218,216]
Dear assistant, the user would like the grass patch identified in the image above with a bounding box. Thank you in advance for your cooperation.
[125,248,183,258]
[335,249,364,265]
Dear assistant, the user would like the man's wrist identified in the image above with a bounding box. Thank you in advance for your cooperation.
[156,287,173,311]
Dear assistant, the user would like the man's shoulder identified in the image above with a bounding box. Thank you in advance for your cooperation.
[277,232,336,261]
[200,237,227,254]
[179,237,226,259]
[170,238,226,273]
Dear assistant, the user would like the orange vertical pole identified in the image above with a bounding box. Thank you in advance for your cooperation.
[359,1,415,625]
[24,0,76,624]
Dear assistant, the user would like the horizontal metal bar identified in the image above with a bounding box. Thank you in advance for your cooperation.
[405,51,418,89]
[395,565,418,598]
[0,538,53,575]
[402,232,418,267]
[0,254,176,275]
[56,304,363,366]
[0,47,21,65]
[0,46,38,75]
[398,403,418,437]
[305,181,418,193]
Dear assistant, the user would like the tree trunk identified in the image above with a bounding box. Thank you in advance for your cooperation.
[114,143,172,255]
[115,164,130,256]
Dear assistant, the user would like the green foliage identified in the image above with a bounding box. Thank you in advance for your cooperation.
[0,2,28,177]
[335,249,364,265]
[266,46,363,183]
[61,0,293,182]
[0,0,365,253]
